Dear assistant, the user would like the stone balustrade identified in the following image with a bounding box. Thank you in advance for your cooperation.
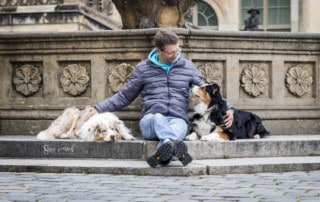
[0,28,319,136]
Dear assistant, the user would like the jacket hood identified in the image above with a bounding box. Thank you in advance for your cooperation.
[148,48,181,74]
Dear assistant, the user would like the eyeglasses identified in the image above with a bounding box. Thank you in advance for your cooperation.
[161,48,181,56]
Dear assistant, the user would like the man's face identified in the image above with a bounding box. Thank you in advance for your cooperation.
[251,10,257,16]
[157,43,180,64]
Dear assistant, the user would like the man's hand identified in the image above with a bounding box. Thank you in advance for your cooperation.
[84,108,99,122]
[223,109,234,129]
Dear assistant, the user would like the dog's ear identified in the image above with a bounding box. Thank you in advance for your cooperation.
[111,120,122,140]
[211,83,220,94]
[206,83,221,97]
[211,83,227,111]
[207,83,224,109]
[205,85,214,97]
[112,120,122,132]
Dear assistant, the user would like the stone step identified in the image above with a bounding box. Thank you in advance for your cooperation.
[0,135,319,160]
[0,156,319,176]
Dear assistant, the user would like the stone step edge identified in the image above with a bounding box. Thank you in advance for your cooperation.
[1,135,320,160]
[0,156,319,176]
[1,135,320,141]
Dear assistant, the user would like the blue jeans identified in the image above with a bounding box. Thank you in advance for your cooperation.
[139,113,188,147]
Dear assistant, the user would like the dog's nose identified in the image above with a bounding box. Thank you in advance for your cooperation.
[110,135,115,140]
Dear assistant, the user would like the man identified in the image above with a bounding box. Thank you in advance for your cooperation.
[85,30,234,167]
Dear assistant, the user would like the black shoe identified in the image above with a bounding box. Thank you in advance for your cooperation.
[159,157,172,167]
[146,141,174,168]
[173,140,192,166]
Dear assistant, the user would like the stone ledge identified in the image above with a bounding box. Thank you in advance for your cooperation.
[0,135,320,159]
[196,157,320,175]
[186,135,320,159]
[0,137,146,159]
[0,157,319,176]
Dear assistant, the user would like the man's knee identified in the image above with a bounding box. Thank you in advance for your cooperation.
[153,113,163,118]
[144,113,166,125]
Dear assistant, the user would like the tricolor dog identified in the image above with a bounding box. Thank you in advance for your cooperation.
[187,83,269,141]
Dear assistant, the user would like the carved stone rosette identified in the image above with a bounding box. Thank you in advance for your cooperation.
[12,64,42,97]
[240,63,269,97]
[109,63,134,93]
[286,65,313,97]
[197,63,223,85]
[59,64,90,96]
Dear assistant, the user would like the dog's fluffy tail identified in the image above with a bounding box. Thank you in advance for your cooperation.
[36,107,80,140]
[37,131,55,140]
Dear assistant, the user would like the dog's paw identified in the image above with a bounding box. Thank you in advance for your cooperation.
[200,135,211,141]
[186,132,199,141]
[253,134,261,139]
[123,134,135,140]
[200,133,226,141]
[37,131,55,140]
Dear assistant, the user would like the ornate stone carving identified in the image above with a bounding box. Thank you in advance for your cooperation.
[286,65,313,97]
[86,0,114,16]
[240,63,269,97]
[109,63,134,93]
[59,64,90,96]
[198,63,223,85]
[112,0,198,29]
[0,0,62,6]
[12,64,42,97]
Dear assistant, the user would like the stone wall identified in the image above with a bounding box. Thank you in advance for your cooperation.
[0,28,319,136]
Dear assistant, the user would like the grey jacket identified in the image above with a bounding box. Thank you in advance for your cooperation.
[94,58,204,122]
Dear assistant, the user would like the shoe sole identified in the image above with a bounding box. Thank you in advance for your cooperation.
[173,140,192,166]
[146,142,174,168]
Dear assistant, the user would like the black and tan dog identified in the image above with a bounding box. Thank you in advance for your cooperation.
[186,83,269,141]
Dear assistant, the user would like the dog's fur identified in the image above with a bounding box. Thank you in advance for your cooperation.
[186,83,269,141]
[37,106,135,142]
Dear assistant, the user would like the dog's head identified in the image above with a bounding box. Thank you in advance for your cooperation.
[192,83,227,125]
[192,83,223,108]
[90,120,122,142]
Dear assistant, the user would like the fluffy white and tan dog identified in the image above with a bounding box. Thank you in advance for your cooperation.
[37,106,135,142]
[78,112,134,141]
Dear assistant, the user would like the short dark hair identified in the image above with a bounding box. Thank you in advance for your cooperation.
[154,30,179,50]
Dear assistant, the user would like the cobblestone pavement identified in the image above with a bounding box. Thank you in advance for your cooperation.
[0,171,319,202]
